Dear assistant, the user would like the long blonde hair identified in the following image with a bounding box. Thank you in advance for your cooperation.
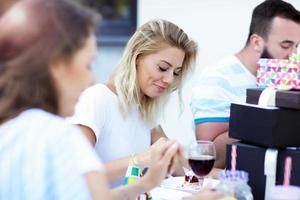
[113,19,197,123]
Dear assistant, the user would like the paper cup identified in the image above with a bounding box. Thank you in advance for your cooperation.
[268,185,300,200]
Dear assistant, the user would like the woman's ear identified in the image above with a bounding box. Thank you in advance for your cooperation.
[49,61,67,80]
[250,33,264,54]
[136,57,141,68]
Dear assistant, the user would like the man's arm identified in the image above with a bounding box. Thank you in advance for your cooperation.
[195,122,236,168]
[195,122,228,141]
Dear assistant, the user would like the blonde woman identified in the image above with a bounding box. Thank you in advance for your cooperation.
[70,19,198,187]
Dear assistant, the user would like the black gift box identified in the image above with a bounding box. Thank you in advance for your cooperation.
[229,102,300,148]
[246,88,300,109]
[226,142,300,200]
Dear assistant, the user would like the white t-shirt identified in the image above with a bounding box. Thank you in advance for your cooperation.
[190,55,257,125]
[0,109,103,200]
[69,83,152,187]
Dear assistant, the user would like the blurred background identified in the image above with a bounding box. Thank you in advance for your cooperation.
[84,0,300,82]
[1,0,300,146]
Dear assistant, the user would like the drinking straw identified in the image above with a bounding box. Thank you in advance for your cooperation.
[231,145,237,172]
[283,156,292,186]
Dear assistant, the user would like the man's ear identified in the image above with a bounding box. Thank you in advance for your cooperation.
[250,33,265,54]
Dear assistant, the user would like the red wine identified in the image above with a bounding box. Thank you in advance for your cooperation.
[188,155,215,177]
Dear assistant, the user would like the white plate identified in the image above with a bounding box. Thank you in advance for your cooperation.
[160,176,200,193]
[150,187,192,200]
[160,176,220,194]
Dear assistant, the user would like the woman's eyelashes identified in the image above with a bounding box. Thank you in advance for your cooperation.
[173,71,180,76]
[158,65,181,76]
[158,66,168,72]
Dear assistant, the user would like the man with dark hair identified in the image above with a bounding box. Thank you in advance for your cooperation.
[190,0,300,168]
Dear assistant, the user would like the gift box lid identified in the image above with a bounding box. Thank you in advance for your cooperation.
[257,58,300,71]
[246,88,300,109]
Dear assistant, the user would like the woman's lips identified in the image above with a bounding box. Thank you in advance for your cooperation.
[156,85,167,92]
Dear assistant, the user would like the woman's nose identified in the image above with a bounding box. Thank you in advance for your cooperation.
[163,71,174,84]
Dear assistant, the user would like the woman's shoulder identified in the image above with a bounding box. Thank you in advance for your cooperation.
[23,109,76,130]
[14,108,64,123]
[74,83,119,116]
[82,83,117,101]
[1,109,80,137]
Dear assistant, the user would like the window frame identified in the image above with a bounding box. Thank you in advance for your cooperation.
[96,0,137,45]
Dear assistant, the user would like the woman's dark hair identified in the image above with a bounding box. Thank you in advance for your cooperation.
[0,0,98,122]
[246,0,300,44]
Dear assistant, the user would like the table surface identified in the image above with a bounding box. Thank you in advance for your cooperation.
[151,186,192,200]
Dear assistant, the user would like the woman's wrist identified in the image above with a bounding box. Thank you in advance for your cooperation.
[135,152,147,167]
[138,173,156,191]
[130,154,140,166]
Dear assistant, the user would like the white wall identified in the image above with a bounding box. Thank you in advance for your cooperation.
[138,0,300,146]
[138,0,300,71]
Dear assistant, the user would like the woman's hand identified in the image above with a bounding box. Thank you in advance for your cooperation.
[139,139,180,189]
[138,137,185,175]
[137,137,170,167]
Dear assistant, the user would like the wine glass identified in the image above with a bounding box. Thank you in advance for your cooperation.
[187,140,216,187]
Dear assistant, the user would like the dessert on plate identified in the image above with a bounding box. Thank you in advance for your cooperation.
[182,170,200,189]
